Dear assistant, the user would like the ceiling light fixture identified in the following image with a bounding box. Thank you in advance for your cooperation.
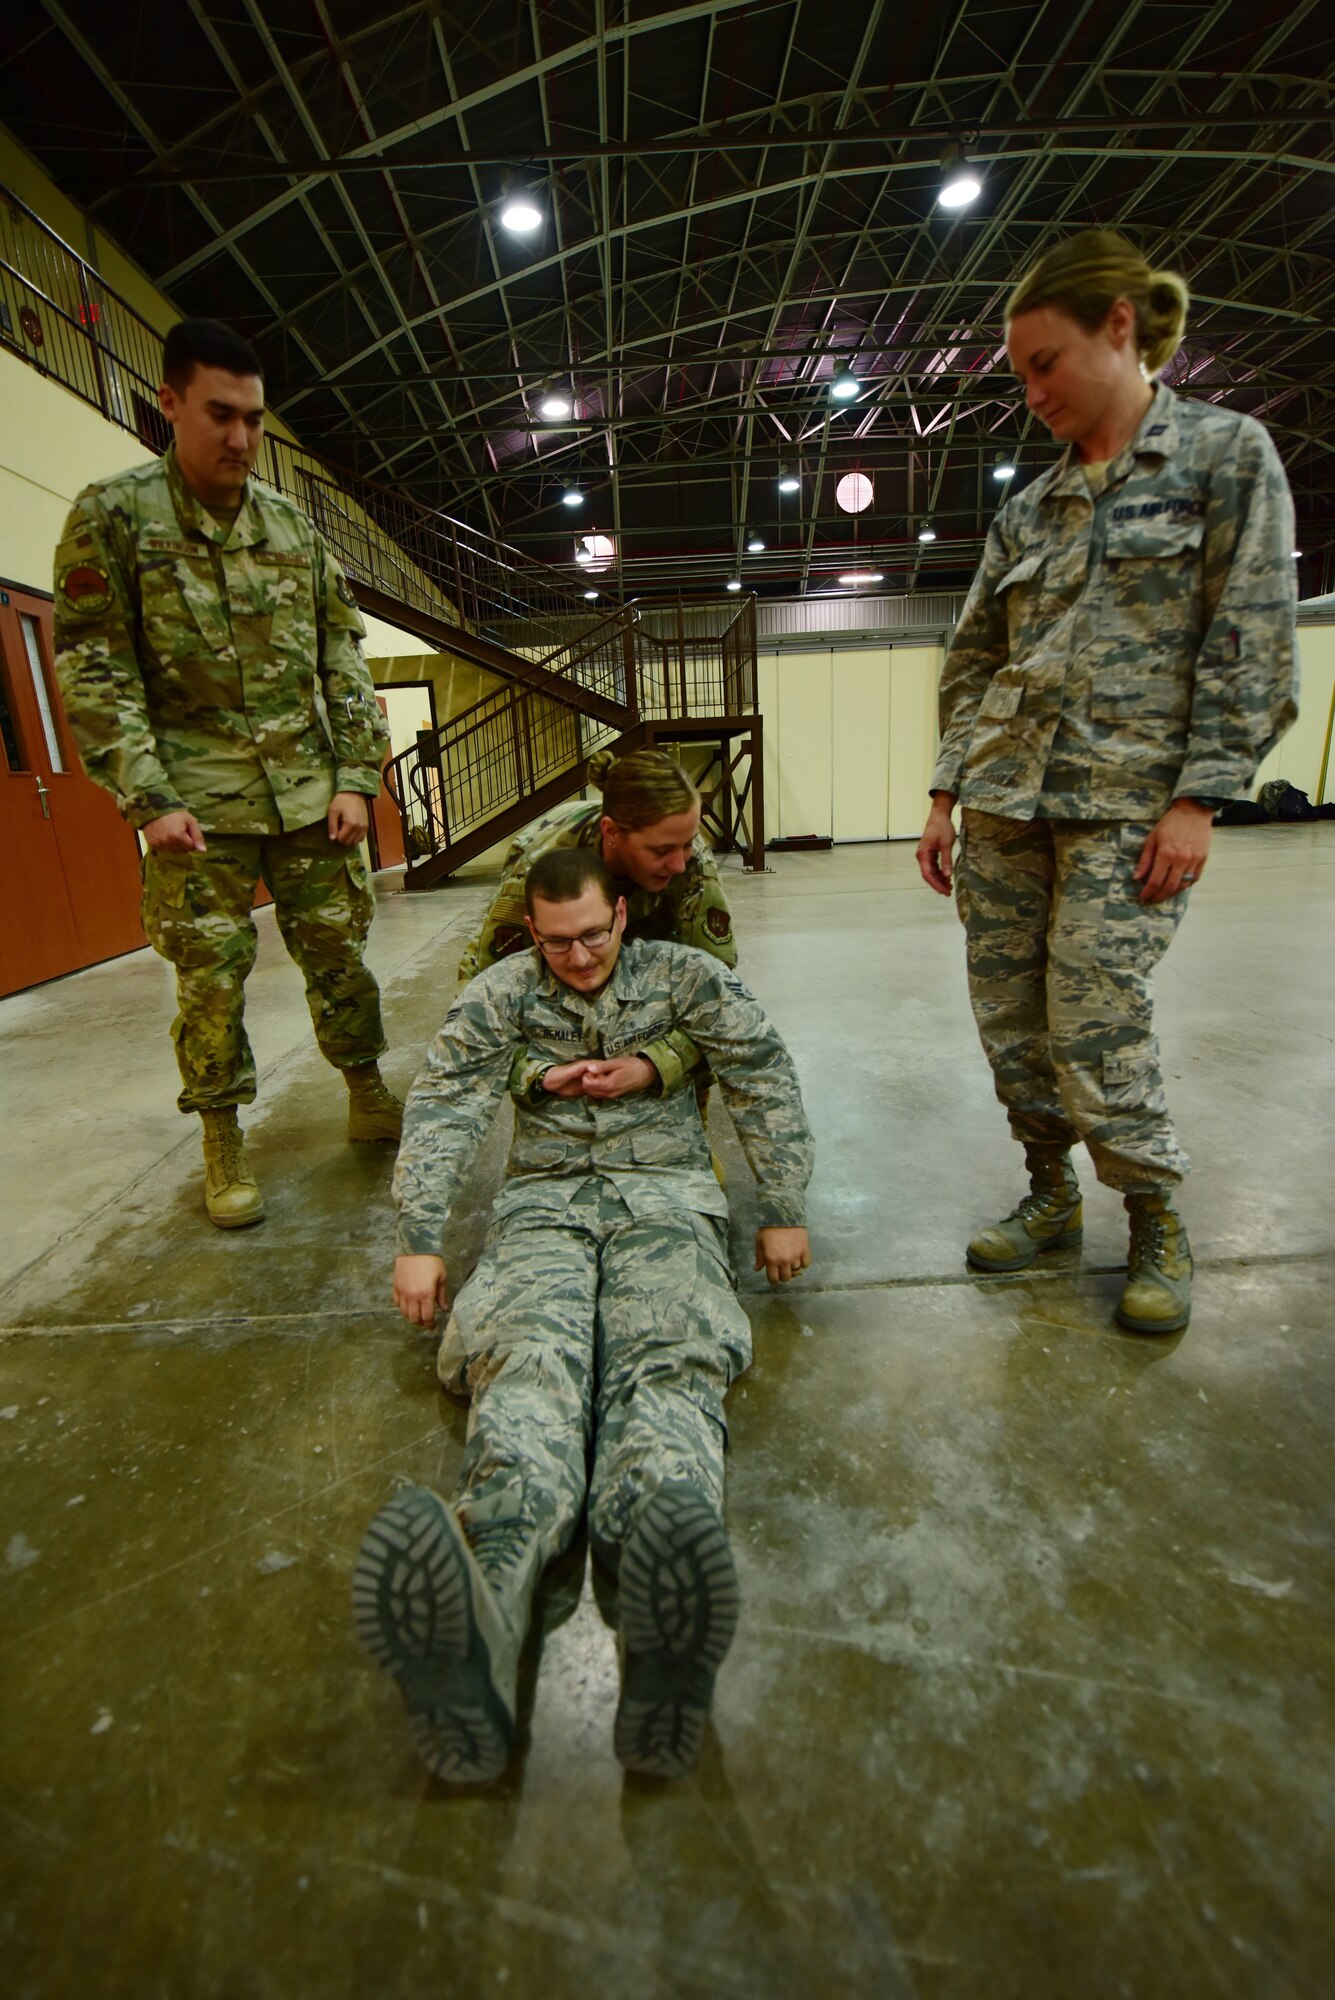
[918,523,937,543]
[560,485,584,508]
[992,457,1016,481]
[583,588,599,600]
[539,382,573,420]
[830,367,860,402]
[1292,548,1303,558]
[835,472,874,515]
[575,545,594,566]
[938,140,981,211]
[725,579,742,593]
[747,532,766,553]
[498,175,543,234]
[777,466,800,494]
[838,571,885,586]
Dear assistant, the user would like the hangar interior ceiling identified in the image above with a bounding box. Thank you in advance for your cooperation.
[1,0,1333,600]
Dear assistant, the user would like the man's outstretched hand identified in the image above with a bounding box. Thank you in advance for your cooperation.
[394,1253,449,1327]
[755,1227,811,1284]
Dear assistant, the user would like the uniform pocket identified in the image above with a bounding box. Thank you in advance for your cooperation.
[1105,517,1204,562]
[630,1129,690,1165]
[997,554,1043,594]
[977,677,1023,720]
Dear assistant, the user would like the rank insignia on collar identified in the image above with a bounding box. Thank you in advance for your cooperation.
[59,563,112,613]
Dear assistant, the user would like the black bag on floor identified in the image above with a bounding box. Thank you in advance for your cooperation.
[1215,799,1270,825]
[1258,780,1315,821]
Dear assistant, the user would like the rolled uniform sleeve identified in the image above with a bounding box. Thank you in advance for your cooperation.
[392,983,517,1255]
[672,959,813,1227]
[1174,421,1298,804]
[315,542,388,796]
[52,496,186,827]
[930,518,1012,796]
[458,841,534,983]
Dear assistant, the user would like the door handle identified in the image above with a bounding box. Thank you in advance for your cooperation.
[35,776,50,819]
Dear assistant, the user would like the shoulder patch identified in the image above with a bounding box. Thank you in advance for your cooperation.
[704,906,732,941]
[492,923,529,959]
[335,574,358,608]
[59,563,112,614]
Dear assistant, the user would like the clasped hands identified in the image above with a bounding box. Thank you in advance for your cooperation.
[541,1055,658,1100]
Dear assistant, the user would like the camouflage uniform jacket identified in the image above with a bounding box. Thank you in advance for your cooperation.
[52,447,388,833]
[458,794,738,1096]
[394,938,813,1257]
[931,383,1298,820]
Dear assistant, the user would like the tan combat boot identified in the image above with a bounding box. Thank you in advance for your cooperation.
[342,1062,403,1143]
[966,1144,1083,1272]
[353,1488,535,1784]
[1116,1189,1193,1334]
[199,1106,265,1229]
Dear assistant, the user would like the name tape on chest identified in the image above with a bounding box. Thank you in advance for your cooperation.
[140,536,207,558]
[256,550,311,568]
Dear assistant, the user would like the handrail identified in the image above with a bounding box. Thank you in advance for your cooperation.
[0,184,760,879]
[0,180,599,642]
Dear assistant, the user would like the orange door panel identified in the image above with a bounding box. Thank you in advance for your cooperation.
[0,585,146,996]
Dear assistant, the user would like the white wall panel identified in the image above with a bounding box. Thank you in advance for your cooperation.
[773,650,833,839]
[831,649,891,840]
[757,655,782,840]
[1253,625,1335,803]
[887,646,945,836]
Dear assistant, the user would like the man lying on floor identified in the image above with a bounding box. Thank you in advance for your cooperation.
[354,846,813,1782]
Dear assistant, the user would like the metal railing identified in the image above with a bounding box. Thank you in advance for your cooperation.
[386,596,758,872]
[0,182,603,654]
[0,184,760,878]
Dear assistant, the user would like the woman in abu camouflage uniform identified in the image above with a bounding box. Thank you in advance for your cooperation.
[916,230,1297,1335]
[461,746,737,1105]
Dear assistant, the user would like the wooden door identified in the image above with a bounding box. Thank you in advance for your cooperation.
[0,585,146,997]
[367,695,406,870]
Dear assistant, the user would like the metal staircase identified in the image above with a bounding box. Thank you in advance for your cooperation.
[385,593,764,889]
[0,182,764,888]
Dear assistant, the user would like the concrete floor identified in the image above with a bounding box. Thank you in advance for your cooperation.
[2,827,1332,2000]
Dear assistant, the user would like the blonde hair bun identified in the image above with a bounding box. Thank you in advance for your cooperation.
[584,746,700,829]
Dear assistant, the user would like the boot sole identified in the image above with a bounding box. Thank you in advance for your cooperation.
[966,1226,1083,1274]
[615,1489,738,1780]
[352,1488,513,1784]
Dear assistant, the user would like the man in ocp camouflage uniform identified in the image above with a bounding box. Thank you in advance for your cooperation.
[52,318,401,1230]
[353,846,812,1785]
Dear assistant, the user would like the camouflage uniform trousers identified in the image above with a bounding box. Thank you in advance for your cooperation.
[435,1178,753,1574]
[956,810,1190,1189]
[141,821,387,1113]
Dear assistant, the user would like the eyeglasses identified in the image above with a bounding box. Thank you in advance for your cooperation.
[533,925,615,957]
